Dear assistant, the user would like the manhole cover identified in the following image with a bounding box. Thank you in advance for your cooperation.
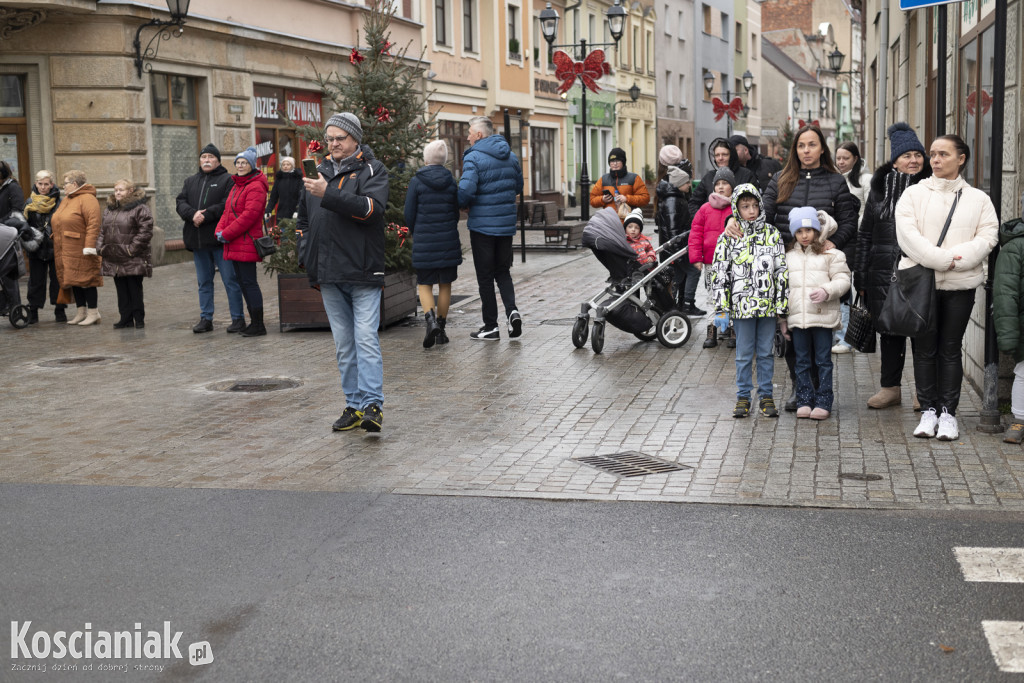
[839,473,884,482]
[542,318,577,326]
[37,356,121,368]
[207,378,302,393]
[575,451,691,478]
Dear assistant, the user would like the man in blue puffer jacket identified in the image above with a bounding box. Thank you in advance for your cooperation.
[458,116,525,341]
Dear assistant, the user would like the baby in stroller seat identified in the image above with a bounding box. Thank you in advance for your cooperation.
[0,210,29,316]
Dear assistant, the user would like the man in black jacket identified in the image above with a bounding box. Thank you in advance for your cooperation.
[299,112,390,433]
[175,144,244,333]
[729,134,781,193]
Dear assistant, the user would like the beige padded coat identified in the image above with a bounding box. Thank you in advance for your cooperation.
[785,214,852,330]
[894,175,999,291]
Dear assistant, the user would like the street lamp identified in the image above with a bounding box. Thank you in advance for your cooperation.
[133,0,191,78]
[703,69,754,136]
[540,0,627,221]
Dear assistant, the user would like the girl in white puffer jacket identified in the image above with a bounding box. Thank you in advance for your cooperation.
[780,206,851,420]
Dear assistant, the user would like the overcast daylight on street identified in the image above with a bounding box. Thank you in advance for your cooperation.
[2,0,1024,680]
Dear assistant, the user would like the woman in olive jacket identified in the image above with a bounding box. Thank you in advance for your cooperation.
[854,123,931,409]
[97,179,153,328]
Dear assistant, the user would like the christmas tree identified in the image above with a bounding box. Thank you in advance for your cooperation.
[295,0,436,224]
[776,123,794,165]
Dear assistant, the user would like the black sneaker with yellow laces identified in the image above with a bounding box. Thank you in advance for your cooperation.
[332,407,363,431]
[759,397,779,418]
[361,403,383,432]
[733,398,751,418]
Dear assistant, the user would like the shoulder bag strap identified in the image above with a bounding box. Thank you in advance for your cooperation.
[891,189,962,279]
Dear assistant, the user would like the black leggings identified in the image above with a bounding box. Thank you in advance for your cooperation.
[114,275,145,323]
[232,261,263,310]
[911,288,975,415]
[72,286,98,309]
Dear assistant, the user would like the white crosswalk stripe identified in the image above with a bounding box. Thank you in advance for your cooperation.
[954,547,1024,673]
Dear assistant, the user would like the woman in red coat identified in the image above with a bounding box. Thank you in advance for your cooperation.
[216,146,270,336]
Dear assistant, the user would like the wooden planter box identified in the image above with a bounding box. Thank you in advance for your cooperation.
[277,272,417,332]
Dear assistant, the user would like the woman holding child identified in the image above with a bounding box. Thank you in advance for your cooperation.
[894,134,998,441]
[730,126,859,412]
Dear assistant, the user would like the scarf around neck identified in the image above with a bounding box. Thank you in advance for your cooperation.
[879,169,912,221]
[24,191,56,215]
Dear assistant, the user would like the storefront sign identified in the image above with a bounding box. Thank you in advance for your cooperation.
[254,86,284,125]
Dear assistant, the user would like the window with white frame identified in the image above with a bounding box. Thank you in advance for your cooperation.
[678,74,685,108]
[463,0,476,53]
[678,11,685,39]
[435,0,448,46]
[506,1,521,57]
[664,4,671,35]
[646,29,653,72]
[665,70,673,106]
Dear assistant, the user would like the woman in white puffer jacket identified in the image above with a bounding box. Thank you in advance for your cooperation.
[780,207,851,420]
[894,134,998,441]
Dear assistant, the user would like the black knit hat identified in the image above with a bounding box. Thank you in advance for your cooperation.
[200,143,221,161]
[887,122,925,163]
[608,147,626,165]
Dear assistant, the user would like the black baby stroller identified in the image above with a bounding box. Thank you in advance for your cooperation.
[0,215,30,329]
[572,208,692,353]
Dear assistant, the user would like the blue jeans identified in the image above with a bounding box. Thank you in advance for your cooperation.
[232,261,263,310]
[193,247,243,320]
[733,316,776,400]
[320,283,384,410]
[834,302,850,345]
[792,326,835,411]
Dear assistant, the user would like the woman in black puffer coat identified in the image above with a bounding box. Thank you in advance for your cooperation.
[855,123,931,410]
[266,156,303,223]
[757,125,859,411]
[23,170,63,323]
[404,139,462,348]
[654,145,702,314]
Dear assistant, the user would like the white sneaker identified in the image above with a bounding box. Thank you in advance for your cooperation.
[831,343,852,354]
[936,409,959,441]
[913,408,938,438]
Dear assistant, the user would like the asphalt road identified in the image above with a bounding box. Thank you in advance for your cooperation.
[2,485,1022,682]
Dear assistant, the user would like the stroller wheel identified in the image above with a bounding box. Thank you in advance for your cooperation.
[571,316,589,349]
[9,305,30,329]
[633,316,658,342]
[591,321,605,354]
[656,310,691,348]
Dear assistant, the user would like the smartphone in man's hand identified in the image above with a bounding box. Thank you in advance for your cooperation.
[302,159,318,179]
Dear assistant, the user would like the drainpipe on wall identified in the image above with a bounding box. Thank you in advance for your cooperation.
[875,0,889,167]
[978,0,1008,433]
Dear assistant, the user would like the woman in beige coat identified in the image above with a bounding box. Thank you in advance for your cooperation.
[895,134,998,441]
[51,170,103,325]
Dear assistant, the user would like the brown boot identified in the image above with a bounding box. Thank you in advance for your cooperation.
[867,386,901,409]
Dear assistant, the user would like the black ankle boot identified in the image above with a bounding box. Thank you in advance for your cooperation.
[54,306,67,323]
[436,316,449,345]
[226,317,246,333]
[703,324,718,349]
[241,308,266,336]
[27,307,39,325]
[423,309,440,348]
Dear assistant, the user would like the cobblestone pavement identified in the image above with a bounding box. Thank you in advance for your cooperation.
[3,235,1022,511]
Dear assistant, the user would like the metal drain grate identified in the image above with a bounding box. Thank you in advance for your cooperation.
[575,451,691,478]
[838,473,884,482]
[37,356,120,367]
[207,378,302,393]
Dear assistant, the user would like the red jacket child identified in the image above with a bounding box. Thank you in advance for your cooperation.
[624,208,656,265]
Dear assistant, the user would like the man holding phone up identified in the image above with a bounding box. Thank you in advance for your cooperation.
[298,112,389,433]
[589,147,650,211]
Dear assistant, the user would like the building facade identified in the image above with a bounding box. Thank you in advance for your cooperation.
[0,0,422,257]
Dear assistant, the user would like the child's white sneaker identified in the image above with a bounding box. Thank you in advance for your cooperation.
[913,408,938,438]
[936,409,959,441]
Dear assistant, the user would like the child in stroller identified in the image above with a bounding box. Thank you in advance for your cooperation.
[573,205,691,353]
[0,210,32,327]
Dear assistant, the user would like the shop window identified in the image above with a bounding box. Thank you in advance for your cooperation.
[151,73,200,242]
[531,127,556,192]
[438,120,469,177]
[0,74,28,190]
[959,25,994,191]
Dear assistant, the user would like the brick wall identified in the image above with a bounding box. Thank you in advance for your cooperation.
[760,0,814,35]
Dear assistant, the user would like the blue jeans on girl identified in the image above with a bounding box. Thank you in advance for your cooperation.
[792,326,834,411]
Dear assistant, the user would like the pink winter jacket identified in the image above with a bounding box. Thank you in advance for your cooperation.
[688,193,733,265]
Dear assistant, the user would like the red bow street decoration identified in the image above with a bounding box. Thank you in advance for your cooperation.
[712,97,744,122]
[966,89,992,117]
[552,49,611,95]
[798,119,820,129]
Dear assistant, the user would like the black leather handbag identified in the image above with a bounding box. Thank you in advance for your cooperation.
[250,218,278,259]
[876,190,961,338]
[845,294,876,353]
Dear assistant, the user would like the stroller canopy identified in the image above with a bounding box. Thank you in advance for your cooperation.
[582,207,635,259]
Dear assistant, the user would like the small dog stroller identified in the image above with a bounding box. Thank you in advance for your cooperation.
[0,218,30,328]
[572,209,692,353]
